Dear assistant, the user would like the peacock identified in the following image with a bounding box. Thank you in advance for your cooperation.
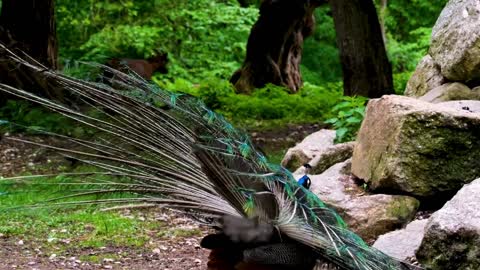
[0,44,419,270]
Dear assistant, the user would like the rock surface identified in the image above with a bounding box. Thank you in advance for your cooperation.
[309,160,419,241]
[437,100,480,113]
[405,55,446,97]
[373,219,428,261]
[419,82,480,103]
[430,0,480,81]
[416,179,480,269]
[352,95,480,197]
[293,141,355,175]
[281,129,335,171]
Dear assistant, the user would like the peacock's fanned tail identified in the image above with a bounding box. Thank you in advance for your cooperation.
[0,44,415,270]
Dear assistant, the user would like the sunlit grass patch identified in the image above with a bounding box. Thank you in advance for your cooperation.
[0,165,165,253]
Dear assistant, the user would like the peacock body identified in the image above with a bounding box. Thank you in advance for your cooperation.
[0,44,417,270]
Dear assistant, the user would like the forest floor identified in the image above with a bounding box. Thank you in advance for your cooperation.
[0,124,319,270]
[0,133,211,270]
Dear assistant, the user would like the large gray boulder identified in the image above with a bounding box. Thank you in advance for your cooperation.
[309,160,419,241]
[405,55,446,97]
[281,129,335,171]
[416,179,480,269]
[419,82,480,103]
[293,141,355,175]
[373,219,428,261]
[352,95,480,197]
[430,0,480,81]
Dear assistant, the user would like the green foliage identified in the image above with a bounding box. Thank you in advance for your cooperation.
[3,0,453,138]
[0,100,84,136]
[387,27,432,73]
[157,77,343,129]
[58,0,258,82]
[301,6,342,84]
[381,0,448,42]
[393,71,414,95]
[325,96,367,143]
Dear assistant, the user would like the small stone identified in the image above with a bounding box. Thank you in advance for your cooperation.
[60,239,71,244]
[152,248,161,254]
[104,265,113,269]
[194,259,202,265]
[49,254,57,260]
[28,262,36,266]
[17,240,24,245]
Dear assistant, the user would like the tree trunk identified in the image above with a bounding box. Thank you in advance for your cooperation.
[379,0,388,45]
[0,0,58,68]
[0,0,60,104]
[237,0,258,7]
[231,0,324,94]
[330,0,394,98]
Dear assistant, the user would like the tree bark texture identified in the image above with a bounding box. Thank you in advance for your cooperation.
[0,0,60,103]
[330,0,394,98]
[231,0,324,94]
[0,0,58,69]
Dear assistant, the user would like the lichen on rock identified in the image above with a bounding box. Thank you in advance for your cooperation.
[352,95,480,197]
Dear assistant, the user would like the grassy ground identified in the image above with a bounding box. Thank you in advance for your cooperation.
[0,172,202,258]
[0,121,312,269]
[0,136,210,269]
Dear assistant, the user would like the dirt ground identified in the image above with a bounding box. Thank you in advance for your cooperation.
[0,133,212,270]
[0,223,210,270]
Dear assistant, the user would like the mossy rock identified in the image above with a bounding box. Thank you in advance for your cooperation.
[416,179,480,269]
[405,55,446,97]
[352,95,480,197]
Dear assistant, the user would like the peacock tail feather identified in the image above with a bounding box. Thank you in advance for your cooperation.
[0,43,416,270]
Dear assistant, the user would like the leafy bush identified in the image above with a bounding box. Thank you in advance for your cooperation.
[0,100,86,136]
[59,0,258,83]
[301,6,342,84]
[325,96,367,143]
[383,0,448,42]
[393,71,414,95]
[153,76,343,129]
[388,27,431,73]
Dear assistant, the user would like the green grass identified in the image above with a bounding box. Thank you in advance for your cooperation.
[0,208,152,247]
[0,165,169,256]
[266,148,287,165]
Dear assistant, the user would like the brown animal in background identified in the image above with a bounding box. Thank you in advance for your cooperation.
[104,52,168,81]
